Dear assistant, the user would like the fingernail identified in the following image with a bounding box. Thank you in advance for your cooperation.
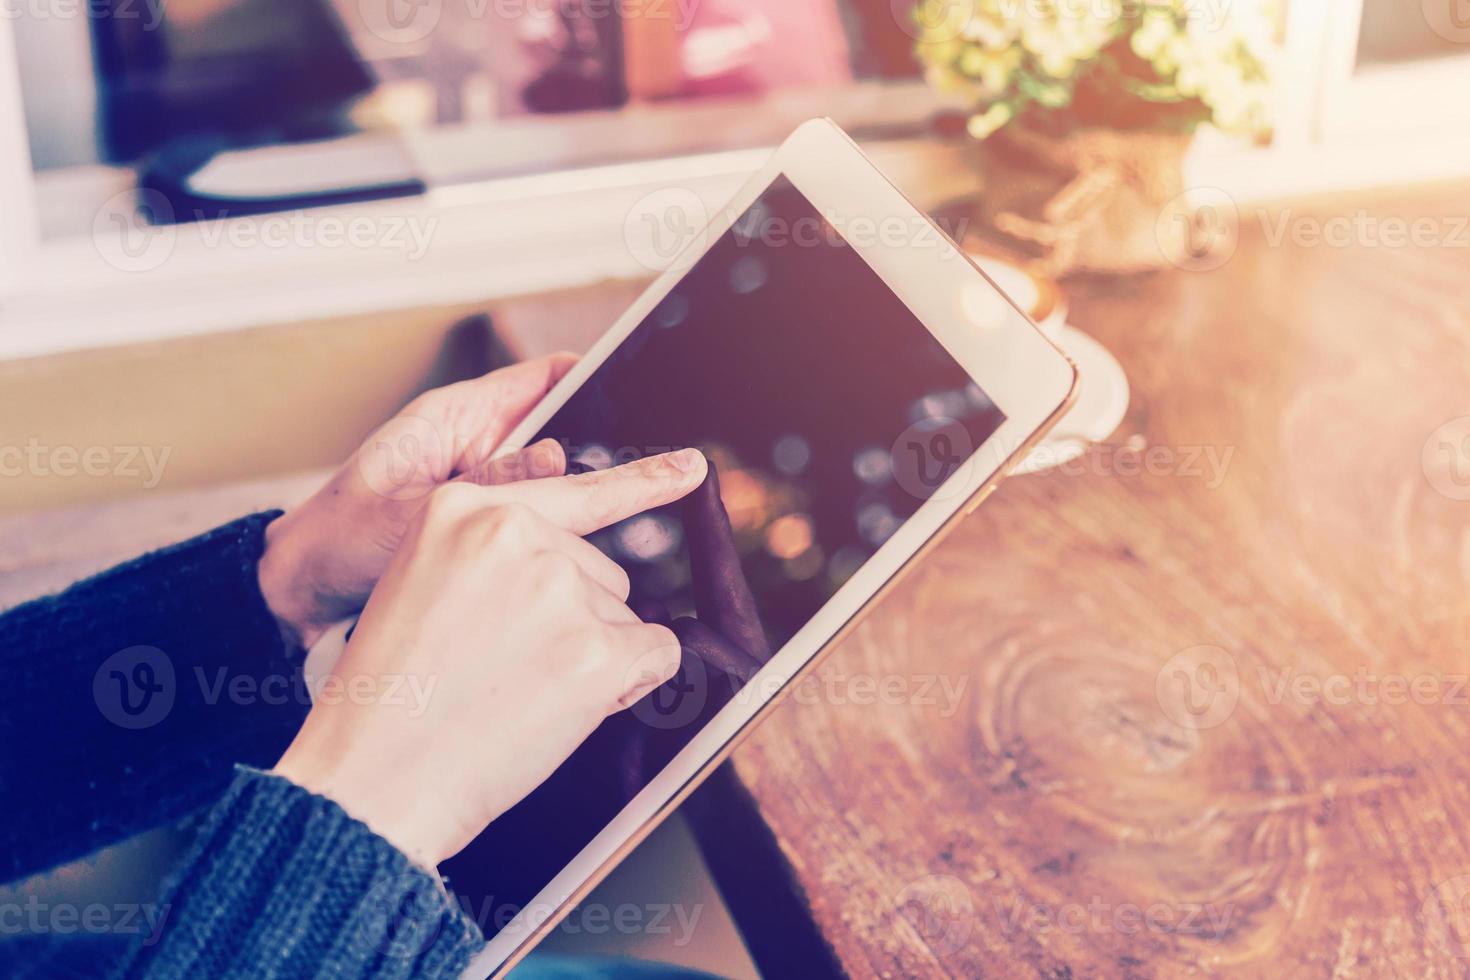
[669,448,704,474]
[526,439,566,478]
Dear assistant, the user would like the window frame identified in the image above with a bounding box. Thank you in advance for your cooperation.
[4,3,1470,360]
[0,16,38,298]
[1315,0,1470,140]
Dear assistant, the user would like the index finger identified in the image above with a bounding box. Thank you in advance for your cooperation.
[485,449,708,536]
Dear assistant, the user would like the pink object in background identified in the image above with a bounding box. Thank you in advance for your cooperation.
[675,0,854,97]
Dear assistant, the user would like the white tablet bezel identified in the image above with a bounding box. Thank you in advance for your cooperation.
[470,118,1077,978]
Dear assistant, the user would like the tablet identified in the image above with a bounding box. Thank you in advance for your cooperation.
[453,119,1077,977]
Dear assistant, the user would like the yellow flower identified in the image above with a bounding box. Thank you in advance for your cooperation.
[959,45,1022,93]
[913,0,1275,140]
[966,102,1014,140]
[1131,11,1175,61]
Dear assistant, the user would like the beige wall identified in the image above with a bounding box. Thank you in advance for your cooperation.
[0,303,497,514]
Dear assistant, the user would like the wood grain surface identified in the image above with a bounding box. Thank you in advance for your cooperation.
[712,182,1470,978]
[5,182,1469,978]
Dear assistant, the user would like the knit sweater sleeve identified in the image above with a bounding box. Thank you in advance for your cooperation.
[1,512,311,882]
[111,767,485,980]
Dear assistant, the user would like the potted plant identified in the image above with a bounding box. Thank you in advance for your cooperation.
[914,0,1274,275]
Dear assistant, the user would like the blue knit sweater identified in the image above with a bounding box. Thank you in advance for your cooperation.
[0,513,485,978]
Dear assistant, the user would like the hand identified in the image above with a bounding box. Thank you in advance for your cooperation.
[258,354,578,648]
[272,449,709,867]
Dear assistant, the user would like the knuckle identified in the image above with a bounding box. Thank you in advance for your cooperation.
[629,454,670,486]
[646,451,688,483]
[648,623,679,652]
[650,630,681,675]
[481,501,536,541]
[400,388,448,424]
[423,482,475,527]
[614,633,682,709]
[531,548,582,591]
[605,562,632,600]
[587,627,619,662]
[567,476,602,513]
[565,627,618,689]
[646,651,680,688]
[400,392,432,419]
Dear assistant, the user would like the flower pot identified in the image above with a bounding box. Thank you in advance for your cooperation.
[970,125,1194,277]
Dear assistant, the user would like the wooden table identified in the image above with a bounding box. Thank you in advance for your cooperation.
[7,182,1470,978]
[691,182,1470,978]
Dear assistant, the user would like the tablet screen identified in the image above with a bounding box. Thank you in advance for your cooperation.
[442,175,1006,936]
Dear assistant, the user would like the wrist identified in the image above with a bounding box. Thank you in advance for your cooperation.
[257,514,329,651]
[274,733,449,868]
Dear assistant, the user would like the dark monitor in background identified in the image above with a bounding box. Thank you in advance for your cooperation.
[91,0,375,163]
[82,0,918,224]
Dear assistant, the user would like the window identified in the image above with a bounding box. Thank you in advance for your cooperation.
[10,0,943,241]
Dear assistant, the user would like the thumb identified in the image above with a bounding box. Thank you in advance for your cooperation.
[482,449,708,536]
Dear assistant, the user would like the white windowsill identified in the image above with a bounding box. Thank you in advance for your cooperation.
[0,135,984,363]
[2,119,1467,364]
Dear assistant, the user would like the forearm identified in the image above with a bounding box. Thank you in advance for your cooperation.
[1,512,311,882]
[110,768,484,980]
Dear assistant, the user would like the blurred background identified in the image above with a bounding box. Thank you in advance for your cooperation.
[4,0,1470,975]
[0,0,1462,511]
